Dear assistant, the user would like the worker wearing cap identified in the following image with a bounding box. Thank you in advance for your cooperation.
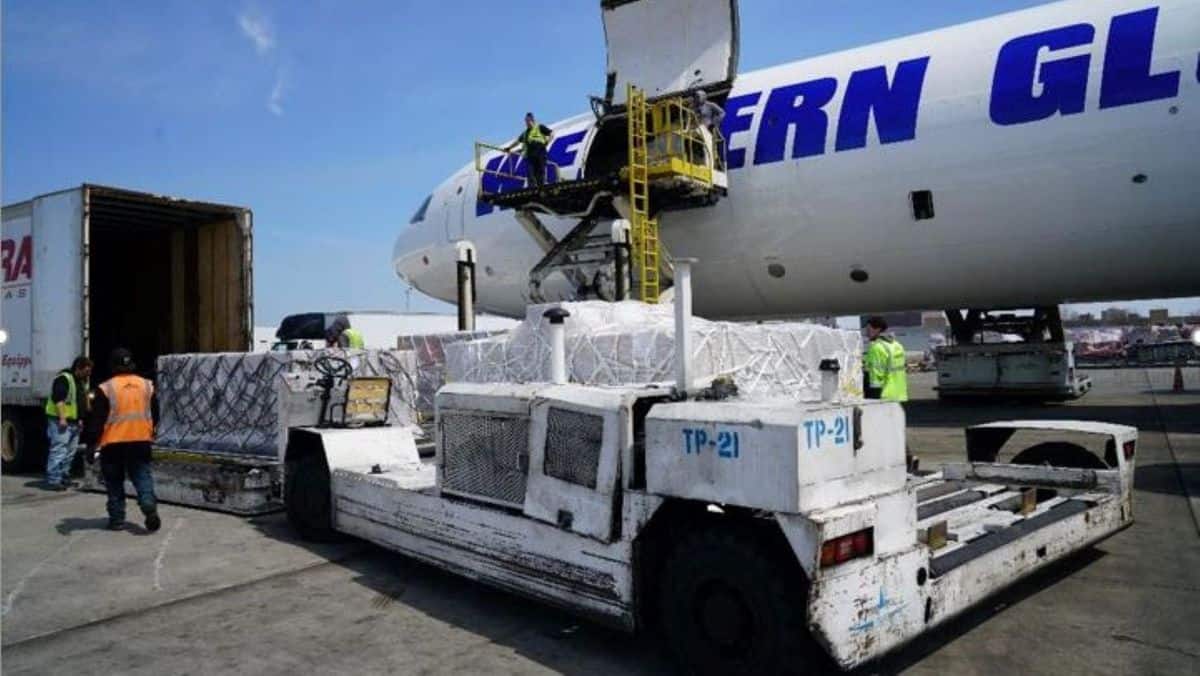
[43,356,93,490]
[864,316,908,402]
[325,314,365,349]
[83,348,160,532]
[506,113,554,188]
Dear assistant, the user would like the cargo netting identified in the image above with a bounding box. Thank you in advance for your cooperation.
[445,301,864,401]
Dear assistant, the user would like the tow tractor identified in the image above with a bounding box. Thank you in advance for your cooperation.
[283,261,1135,672]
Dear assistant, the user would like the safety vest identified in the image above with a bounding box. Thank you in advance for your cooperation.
[524,124,547,148]
[343,327,365,349]
[866,337,909,403]
[44,371,78,420]
[98,374,154,447]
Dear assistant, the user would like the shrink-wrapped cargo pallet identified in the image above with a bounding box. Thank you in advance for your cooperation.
[445,301,863,402]
[396,330,506,421]
[154,349,419,458]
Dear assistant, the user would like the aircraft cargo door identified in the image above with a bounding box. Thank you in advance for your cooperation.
[601,0,738,106]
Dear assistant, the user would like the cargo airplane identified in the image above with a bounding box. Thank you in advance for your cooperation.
[392,0,1200,332]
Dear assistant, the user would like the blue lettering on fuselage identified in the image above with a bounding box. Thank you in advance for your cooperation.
[476,130,587,216]
[753,77,838,164]
[1099,8,1180,109]
[992,7,1179,124]
[990,23,1094,125]
[469,5,1180,215]
[836,57,930,151]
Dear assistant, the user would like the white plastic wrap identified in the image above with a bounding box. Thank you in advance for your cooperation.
[446,301,863,402]
[155,349,419,457]
[396,330,507,420]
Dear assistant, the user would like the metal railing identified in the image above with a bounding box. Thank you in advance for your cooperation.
[644,96,727,177]
[474,141,563,198]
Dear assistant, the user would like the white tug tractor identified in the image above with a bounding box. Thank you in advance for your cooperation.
[284,262,1136,672]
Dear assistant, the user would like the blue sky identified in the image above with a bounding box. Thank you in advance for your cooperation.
[4,0,1197,324]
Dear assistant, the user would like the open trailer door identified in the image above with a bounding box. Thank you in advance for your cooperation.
[601,0,739,106]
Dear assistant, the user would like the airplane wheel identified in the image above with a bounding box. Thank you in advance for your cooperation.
[285,453,342,542]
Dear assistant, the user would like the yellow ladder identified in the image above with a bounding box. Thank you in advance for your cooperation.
[627,84,660,303]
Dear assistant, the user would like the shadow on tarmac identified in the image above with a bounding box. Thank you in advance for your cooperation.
[246,514,672,674]
[1135,463,1200,498]
[863,548,1108,675]
[249,505,1117,675]
[903,399,1199,434]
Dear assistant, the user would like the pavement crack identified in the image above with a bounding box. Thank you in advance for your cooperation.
[2,546,367,650]
[2,533,86,618]
[152,518,186,592]
[1111,633,1200,659]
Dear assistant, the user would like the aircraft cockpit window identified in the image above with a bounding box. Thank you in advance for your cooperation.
[409,194,432,224]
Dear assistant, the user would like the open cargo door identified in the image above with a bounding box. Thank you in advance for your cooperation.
[601,0,738,106]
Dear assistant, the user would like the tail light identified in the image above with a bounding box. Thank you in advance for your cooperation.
[1123,440,1135,461]
[820,528,874,568]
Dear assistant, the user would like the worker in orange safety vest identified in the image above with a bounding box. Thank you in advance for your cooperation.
[83,348,160,532]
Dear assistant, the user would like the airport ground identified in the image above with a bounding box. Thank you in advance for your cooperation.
[2,368,1197,675]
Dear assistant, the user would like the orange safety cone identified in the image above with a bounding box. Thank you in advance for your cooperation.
[1173,363,1184,392]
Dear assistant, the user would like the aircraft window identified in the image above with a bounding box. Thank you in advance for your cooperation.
[911,190,935,220]
[410,194,432,224]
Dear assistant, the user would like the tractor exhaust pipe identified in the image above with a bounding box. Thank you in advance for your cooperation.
[674,258,697,396]
[543,307,571,385]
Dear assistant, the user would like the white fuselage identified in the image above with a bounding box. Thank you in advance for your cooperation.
[394,0,1200,319]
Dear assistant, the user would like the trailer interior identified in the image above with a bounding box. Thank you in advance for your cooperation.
[86,185,251,381]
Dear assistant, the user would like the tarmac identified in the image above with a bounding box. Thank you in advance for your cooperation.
[2,367,1198,674]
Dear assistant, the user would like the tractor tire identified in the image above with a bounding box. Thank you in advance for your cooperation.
[658,526,815,675]
[285,453,342,542]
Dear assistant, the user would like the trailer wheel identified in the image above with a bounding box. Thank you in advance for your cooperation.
[659,528,812,675]
[1011,441,1107,469]
[2,408,37,473]
[285,453,341,542]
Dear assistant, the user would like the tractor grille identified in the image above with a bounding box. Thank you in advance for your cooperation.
[543,408,604,489]
[440,413,529,507]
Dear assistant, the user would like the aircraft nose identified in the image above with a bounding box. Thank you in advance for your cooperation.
[392,224,433,288]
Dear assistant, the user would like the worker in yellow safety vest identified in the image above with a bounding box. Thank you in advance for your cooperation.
[505,112,554,188]
[83,348,160,532]
[43,356,93,490]
[864,316,908,402]
[325,314,365,349]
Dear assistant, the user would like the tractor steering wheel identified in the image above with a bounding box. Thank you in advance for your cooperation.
[313,355,353,381]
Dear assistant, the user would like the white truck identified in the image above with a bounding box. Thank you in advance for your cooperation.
[282,266,1136,672]
[1,185,253,472]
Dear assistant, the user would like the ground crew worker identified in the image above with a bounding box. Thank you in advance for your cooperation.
[43,356,93,490]
[692,90,725,132]
[83,348,160,532]
[506,112,554,188]
[864,316,908,402]
[325,314,365,349]
[691,90,725,168]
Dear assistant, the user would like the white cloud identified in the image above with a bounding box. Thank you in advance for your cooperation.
[237,7,287,116]
[238,10,274,55]
[268,71,285,116]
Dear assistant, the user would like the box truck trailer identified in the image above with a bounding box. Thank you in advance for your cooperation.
[1,184,252,471]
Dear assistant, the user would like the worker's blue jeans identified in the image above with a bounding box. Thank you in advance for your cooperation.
[45,419,80,486]
[100,453,157,523]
